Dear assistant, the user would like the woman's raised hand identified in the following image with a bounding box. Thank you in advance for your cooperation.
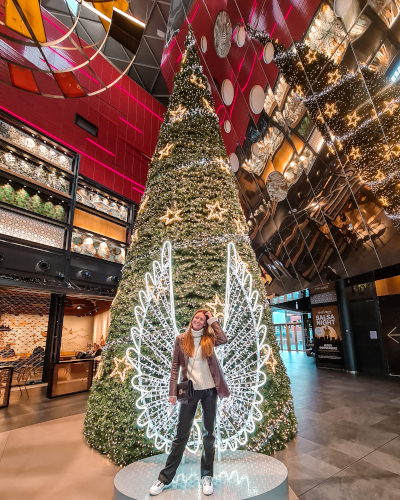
[169,396,177,405]
[204,311,212,320]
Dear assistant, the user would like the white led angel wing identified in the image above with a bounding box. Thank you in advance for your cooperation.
[216,242,270,451]
[127,241,201,453]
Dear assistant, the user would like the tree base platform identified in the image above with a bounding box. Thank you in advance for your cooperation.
[114,450,289,500]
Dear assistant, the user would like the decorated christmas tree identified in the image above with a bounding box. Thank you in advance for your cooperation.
[247,24,400,230]
[84,28,296,466]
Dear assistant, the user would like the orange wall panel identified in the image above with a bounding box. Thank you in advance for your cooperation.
[73,209,126,242]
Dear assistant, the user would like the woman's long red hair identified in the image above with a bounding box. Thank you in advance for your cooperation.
[182,309,215,359]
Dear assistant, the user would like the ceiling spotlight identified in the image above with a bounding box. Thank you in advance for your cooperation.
[106,275,120,285]
[35,260,50,272]
[76,269,91,279]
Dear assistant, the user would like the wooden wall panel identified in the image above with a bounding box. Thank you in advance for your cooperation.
[376,275,400,297]
[73,209,126,242]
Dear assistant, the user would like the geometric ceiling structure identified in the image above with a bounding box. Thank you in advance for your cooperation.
[0,0,171,104]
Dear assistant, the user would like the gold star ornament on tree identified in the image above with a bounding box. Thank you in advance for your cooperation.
[170,104,187,123]
[190,74,206,89]
[384,99,398,115]
[305,49,317,64]
[324,102,337,118]
[206,201,228,222]
[327,69,341,85]
[205,294,225,318]
[109,355,133,383]
[202,98,214,114]
[160,203,183,226]
[349,146,361,160]
[158,143,174,160]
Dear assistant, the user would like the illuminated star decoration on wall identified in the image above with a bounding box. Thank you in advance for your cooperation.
[349,146,361,160]
[202,98,214,114]
[347,111,361,127]
[324,102,337,118]
[159,203,183,226]
[170,104,187,123]
[305,49,318,64]
[327,69,341,85]
[110,355,133,383]
[158,143,174,160]
[206,201,228,222]
[384,99,398,115]
[190,74,206,89]
[205,294,225,318]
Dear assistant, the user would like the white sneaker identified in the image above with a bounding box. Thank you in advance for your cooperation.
[149,480,168,496]
[202,476,214,496]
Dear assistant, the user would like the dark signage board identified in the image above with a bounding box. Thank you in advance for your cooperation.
[311,304,345,369]
[378,295,400,375]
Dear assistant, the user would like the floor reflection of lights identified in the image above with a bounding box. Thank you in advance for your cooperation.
[114,450,289,500]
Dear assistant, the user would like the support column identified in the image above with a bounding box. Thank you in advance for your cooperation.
[43,293,65,383]
[335,280,357,373]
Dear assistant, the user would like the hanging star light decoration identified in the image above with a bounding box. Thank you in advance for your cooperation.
[158,143,174,160]
[190,74,206,89]
[160,204,183,226]
[384,99,398,115]
[206,201,228,222]
[327,69,341,85]
[305,49,318,64]
[170,104,187,123]
[347,110,361,127]
[295,85,304,97]
[110,355,133,383]
[335,139,343,151]
[380,196,389,206]
[202,98,214,114]
[324,102,337,118]
[349,146,361,159]
[376,170,386,182]
[205,294,225,318]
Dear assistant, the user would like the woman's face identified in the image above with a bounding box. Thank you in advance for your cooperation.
[192,312,207,330]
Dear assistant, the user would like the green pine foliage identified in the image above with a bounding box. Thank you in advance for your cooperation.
[84,28,296,466]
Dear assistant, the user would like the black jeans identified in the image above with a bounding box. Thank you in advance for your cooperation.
[158,388,218,485]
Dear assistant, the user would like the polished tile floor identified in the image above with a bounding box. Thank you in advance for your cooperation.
[0,353,399,499]
[277,352,400,499]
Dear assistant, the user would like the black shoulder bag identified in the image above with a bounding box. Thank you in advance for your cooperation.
[177,344,200,402]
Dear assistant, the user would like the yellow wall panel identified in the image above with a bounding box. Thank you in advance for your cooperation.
[376,276,400,297]
[5,0,46,43]
[93,0,129,31]
[73,209,126,242]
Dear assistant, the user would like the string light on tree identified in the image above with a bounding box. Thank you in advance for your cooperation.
[109,355,133,383]
[138,195,149,215]
[205,293,225,319]
[159,203,183,226]
[376,170,386,182]
[294,85,304,97]
[215,157,231,174]
[202,98,214,114]
[190,74,206,89]
[206,201,228,222]
[305,49,317,64]
[170,104,187,123]
[94,358,104,380]
[158,143,174,160]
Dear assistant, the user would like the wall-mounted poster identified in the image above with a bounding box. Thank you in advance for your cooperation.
[311,304,344,369]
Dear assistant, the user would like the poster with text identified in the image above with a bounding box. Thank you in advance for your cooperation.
[311,305,344,369]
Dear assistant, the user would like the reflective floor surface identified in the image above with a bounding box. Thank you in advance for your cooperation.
[114,450,289,500]
[0,352,399,499]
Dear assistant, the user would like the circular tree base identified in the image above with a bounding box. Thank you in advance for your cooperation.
[114,450,289,500]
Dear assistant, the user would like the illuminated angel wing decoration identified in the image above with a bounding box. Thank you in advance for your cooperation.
[128,241,270,453]
[216,242,270,451]
[127,242,201,453]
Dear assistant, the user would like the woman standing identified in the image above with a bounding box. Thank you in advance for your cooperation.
[149,309,230,496]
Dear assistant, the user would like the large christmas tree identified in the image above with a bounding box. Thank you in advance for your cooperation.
[84,28,296,466]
